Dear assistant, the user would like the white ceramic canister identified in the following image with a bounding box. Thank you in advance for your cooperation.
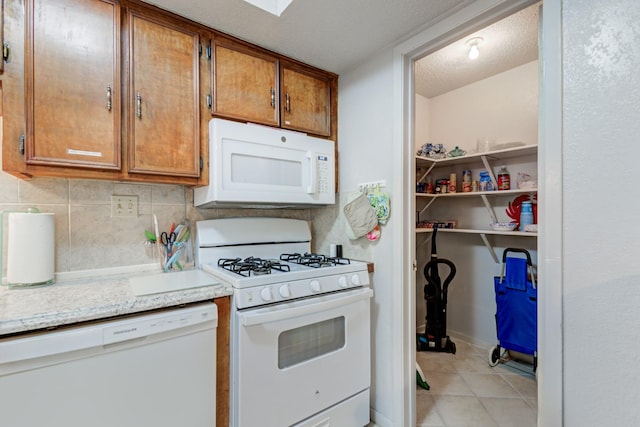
[4,210,56,287]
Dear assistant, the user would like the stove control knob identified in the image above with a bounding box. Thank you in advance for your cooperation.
[260,287,273,302]
[351,274,361,286]
[279,284,291,298]
[310,280,321,293]
[338,275,348,288]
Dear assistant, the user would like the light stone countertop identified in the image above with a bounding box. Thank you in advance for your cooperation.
[0,266,233,336]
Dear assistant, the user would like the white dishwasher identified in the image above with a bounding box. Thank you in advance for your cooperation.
[0,303,217,427]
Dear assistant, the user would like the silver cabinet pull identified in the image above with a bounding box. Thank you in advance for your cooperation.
[106,85,112,111]
[136,92,142,118]
[3,43,10,63]
[270,87,275,108]
[285,93,290,113]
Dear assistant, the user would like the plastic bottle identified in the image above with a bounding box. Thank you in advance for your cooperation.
[479,171,492,191]
[497,166,511,190]
[519,201,534,231]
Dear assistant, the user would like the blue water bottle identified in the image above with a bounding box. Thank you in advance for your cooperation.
[519,201,534,231]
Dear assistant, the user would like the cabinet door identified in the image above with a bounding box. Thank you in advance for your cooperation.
[128,11,200,177]
[280,65,331,136]
[26,0,120,169]
[1,1,4,75]
[212,39,279,126]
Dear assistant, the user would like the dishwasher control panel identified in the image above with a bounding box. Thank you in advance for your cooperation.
[103,304,217,345]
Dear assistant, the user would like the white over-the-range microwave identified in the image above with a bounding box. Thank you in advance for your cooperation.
[194,118,335,208]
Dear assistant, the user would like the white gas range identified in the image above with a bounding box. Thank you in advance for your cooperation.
[196,217,372,427]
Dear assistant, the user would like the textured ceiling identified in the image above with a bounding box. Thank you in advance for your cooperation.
[141,0,538,98]
[142,0,473,74]
[414,4,540,98]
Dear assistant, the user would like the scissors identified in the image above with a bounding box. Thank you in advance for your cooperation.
[161,231,176,256]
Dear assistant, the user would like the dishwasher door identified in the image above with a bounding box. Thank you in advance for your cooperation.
[0,303,217,427]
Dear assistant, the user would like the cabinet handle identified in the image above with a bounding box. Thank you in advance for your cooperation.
[270,87,275,108]
[285,93,291,113]
[106,85,112,111]
[3,43,10,63]
[136,92,142,118]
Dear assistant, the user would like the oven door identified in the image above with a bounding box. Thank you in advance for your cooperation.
[233,287,373,427]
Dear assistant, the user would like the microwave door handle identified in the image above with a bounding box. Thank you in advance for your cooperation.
[306,151,317,194]
[240,288,373,327]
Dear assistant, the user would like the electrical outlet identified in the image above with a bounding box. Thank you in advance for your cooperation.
[111,195,138,218]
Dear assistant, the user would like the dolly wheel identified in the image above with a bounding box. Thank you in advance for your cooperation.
[489,345,501,367]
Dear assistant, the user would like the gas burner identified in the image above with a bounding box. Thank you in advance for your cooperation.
[327,256,351,266]
[218,257,290,277]
[280,252,351,268]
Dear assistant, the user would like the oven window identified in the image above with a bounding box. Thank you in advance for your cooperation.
[278,317,345,369]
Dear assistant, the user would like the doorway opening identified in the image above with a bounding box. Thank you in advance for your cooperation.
[393,0,563,425]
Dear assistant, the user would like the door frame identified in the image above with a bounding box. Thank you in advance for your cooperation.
[391,0,563,425]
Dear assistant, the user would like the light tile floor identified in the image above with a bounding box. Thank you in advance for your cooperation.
[415,339,537,427]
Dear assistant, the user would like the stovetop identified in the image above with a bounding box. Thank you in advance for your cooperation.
[201,253,368,288]
[195,218,370,309]
[201,254,369,309]
[217,253,353,277]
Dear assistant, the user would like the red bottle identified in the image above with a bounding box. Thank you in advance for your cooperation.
[497,166,510,190]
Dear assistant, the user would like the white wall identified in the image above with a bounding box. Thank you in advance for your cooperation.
[562,1,640,425]
[420,60,539,152]
[414,95,430,149]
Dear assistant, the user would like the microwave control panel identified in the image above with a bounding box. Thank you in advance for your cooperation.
[317,155,331,194]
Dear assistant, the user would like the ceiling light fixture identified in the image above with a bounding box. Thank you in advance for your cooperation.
[466,37,483,60]
[242,0,294,16]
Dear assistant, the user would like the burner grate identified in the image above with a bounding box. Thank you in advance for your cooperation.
[280,252,351,268]
[218,257,291,277]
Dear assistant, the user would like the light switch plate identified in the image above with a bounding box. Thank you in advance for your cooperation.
[111,195,138,217]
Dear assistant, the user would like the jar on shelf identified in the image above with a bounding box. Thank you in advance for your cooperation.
[479,171,492,191]
[497,165,511,190]
[462,170,472,192]
[449,173,457,193]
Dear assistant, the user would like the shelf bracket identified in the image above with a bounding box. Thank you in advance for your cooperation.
[417,162,436,183]
[417,233,432,247]
[479,233,500,263]
[480,155,498,189]
[480,194,498,224]
[419,197,437,217]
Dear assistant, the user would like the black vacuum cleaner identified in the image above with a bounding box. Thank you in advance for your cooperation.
[417,227,457,354]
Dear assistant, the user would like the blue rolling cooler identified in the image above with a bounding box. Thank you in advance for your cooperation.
[489,248,537,371]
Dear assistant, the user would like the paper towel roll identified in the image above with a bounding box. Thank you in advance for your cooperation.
[7,212,55,287]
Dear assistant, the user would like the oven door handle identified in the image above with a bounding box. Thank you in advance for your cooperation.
[240,288,373,327]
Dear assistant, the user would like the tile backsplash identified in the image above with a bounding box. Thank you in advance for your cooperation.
[0,172,313,276]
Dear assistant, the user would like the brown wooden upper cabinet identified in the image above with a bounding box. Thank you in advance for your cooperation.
[212,38,279,127]
[1,0,5,75]
[212,38,333,137]
[280,62,332,137]
[126,10,200,178]
[25,0,121,170]
[4,0,335,183]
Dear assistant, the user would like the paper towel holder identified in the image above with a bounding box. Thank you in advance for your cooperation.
[1,207,56,288]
